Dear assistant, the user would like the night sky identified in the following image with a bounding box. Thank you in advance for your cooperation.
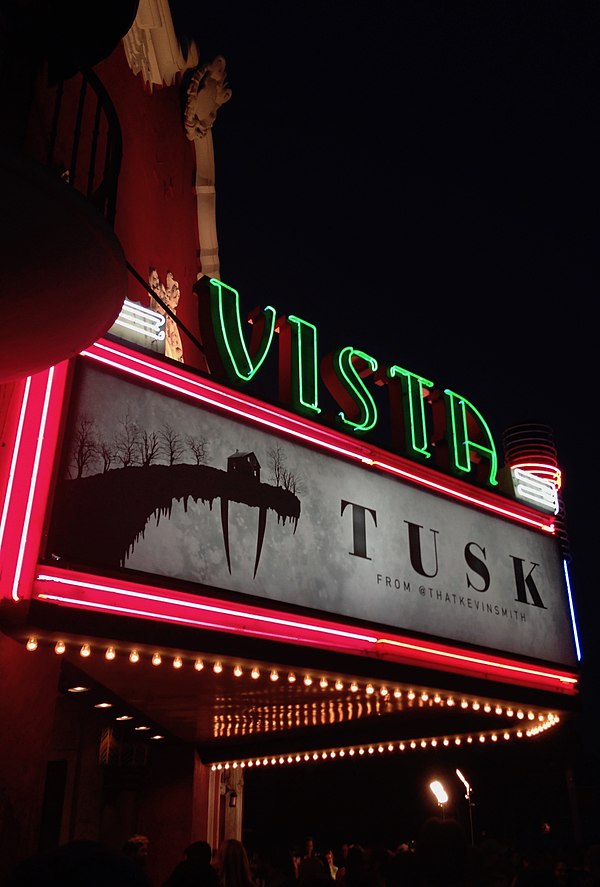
[170,0,599,844]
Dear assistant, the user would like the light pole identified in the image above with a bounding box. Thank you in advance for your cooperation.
[456,768,475,846]
[429,780,449,819]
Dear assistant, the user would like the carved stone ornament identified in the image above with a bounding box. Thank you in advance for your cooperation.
[184,57,232,141]
[123,0,199,88]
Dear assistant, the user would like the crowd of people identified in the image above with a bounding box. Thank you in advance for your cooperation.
[5,821,600,886]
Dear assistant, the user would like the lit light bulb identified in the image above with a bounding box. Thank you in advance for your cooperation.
[319,677,328,689]
[129,649,140,663]
[213,661,223,674]
[288,672,297,683]
[251,667,260,679]
[152,653,162,666]
[105,646,116,660]
[26,637,38,651]
[80,643,91,657]
[234,664,243,677]
[173,656,183,669]
[335,679,343,691]
[55,640,66,654]
[430,781,448,805]
[303,675,313,686]
[270,670,279,682]
[194,659,204,671]
[350,681,358,692]
[365,684,374,695]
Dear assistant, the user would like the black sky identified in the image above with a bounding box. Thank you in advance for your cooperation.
[172,2,599,729]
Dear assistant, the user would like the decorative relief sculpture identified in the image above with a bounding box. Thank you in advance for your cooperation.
[149,268,184,362]
[123,0,199,88]
[184,57,232,141]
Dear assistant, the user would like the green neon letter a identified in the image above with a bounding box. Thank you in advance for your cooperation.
[443,388,498,486]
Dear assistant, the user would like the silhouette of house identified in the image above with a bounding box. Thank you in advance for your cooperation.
[227,450,260,482]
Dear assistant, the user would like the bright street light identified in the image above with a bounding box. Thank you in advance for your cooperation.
[456,768,475,846]
[429,780,448,817]
[456,768,470,798]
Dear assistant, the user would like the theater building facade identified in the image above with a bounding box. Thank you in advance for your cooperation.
[0,3,581,884]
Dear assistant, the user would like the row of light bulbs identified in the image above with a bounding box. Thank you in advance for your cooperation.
[210,714,561,770]
[24,636,555,727]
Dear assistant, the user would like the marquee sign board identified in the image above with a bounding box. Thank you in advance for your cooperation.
[45,358,577,668]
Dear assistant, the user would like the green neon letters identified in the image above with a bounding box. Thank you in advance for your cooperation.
[385,365,434,460]
[277,314,321,416]
[196,277,276,383]
[194,275,498,487]
[442,389,499,486]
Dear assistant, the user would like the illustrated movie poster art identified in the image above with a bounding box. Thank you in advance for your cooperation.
[46,362,577,667]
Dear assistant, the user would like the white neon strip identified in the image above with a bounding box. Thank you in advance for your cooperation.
[35,571,578,688]
[81,342,554,534]
[35,573,378,644]
[376,636,577,684]
[563,560,582,662]
[512,468,558,514]
[0,376,31,553]
[81,344,370,463]
[115,301,166,338]
[373,459,554,533]
[114,317,166,341]
[511,461,562,490]
[120,300,166,321]
[11,368,55,601]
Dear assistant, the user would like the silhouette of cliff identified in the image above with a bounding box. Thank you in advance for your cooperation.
[48,462,301,576]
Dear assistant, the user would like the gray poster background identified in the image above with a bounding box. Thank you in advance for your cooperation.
[63,364,577,667]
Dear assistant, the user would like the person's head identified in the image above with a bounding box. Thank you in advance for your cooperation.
[123,835,149,865]
[304,838,314,857]
[186,840,213,866]
[324,851,334,866]
[217,838,254,887]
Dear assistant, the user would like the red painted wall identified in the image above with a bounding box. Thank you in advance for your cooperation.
[94,47,206,371]
[0,633,60,882]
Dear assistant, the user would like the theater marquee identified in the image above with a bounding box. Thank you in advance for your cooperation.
[46,353,576,668]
